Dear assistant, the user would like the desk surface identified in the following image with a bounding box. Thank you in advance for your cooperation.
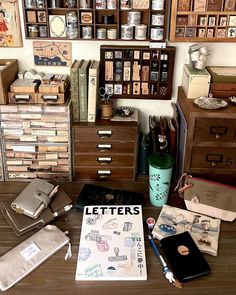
[0,181,235,295]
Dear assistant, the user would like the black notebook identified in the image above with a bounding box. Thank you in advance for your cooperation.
[160,231,211,282]
[75,184,143,211]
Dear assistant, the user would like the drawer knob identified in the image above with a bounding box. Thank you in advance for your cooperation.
[97,170,112,178]
[97,144,112,151]
[206,154,223,167]
[96,157,112,164]
[210,126,226,139]
[97,130,113,138]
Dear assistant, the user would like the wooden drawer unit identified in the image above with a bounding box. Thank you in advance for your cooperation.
[73,119,138,181]
[177,86,236,182]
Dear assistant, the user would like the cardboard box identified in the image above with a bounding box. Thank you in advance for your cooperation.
[0,59,19,104]
[182,64,211,98]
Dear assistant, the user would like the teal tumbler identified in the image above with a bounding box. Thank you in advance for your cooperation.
[148,152,174,207]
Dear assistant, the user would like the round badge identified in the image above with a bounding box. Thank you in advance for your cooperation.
[177,245,189,256]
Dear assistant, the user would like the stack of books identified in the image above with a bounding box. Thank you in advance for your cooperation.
[70,59,100,122]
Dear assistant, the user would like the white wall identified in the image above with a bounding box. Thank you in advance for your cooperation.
[1,3,236,132]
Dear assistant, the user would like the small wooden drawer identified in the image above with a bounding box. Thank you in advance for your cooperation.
[74,141,135,154]
[8,92,37,104]
[191,147,236,170]
[193,118,236,143]
[74,154,134,167]
[74,167,134,180]
[74,126,137,141]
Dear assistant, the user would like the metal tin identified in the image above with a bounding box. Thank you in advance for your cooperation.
[97,28,106,39]
[121,24,133,40]
[65,0,76,8]
[82,26,92,39]
[127,11,141,26]
[36,0,45,8]
[25,0,37,8]
[107,0,118,9]
[66,12,78,39]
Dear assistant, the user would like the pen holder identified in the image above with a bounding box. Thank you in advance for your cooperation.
[148,152,174,207]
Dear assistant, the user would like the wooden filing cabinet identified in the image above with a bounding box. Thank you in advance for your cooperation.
[73,119,138,181]
[177,86,236,184]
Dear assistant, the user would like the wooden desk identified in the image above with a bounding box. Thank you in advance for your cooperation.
[0,181,235,295]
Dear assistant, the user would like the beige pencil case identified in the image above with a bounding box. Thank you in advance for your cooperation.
[0,225,70,291]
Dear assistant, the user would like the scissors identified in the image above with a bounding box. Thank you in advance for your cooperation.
[99,86,113,103]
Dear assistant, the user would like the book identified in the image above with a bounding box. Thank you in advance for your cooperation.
[160,231,211,282]
[75,184,143,211]
[79,59,91,122]
[152,205,221,256]
[87,60,100,122]
[75,205,147,280]
[70,60,82,122]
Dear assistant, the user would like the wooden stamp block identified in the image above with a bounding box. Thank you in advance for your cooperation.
[178,0,191,11]
[37,11,47,23]
[194,0,207,11]
[224,0,236,11]
[81,12,93,24]
[206,0,223,11]
[27,10,37,23]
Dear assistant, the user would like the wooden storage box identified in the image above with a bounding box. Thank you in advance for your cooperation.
[182,64,211,98]
[36,84,70,104]
[0,59,19,104]
[8,92,37,104]
[207,66,236,98]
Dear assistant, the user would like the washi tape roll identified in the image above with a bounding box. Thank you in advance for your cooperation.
[102,14,114,24]
[107,28,117,39]
[135,24,147,40]
[150,27,163,40]
[127,11,141,26]
[121,24,133,40]
[151,0,164,10]
[151,14,165,26]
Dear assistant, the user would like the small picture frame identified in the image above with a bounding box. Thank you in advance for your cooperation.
[207,28,214,37]
[228,27,236,37]
[175,27,185,37]
[114,84,123,95]
[229,15,236,26]
[185,27,196,38]
[208,16,216,26]
[37,11,47,23]
[219,16,227,26]
[198,28,206,37]
[216,28,226,38]
[199,16,207,26]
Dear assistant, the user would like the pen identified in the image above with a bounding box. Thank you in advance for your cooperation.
[48,185,59,199]
[53,204,73,217]
[148,234,182,287]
